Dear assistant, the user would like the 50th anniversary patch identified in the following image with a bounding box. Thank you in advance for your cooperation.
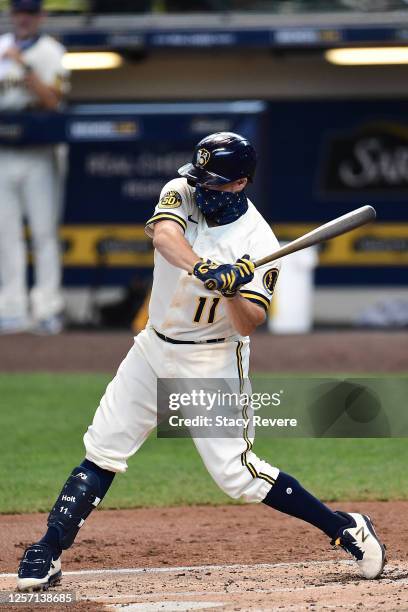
[159,190,183,209]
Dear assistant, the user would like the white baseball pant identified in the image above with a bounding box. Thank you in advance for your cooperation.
[0,145,63,320]
[84,326,279,503]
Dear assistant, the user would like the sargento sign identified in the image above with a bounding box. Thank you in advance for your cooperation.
[321,122,408,195]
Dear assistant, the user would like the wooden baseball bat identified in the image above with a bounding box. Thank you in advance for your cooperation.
[253,204,376,267]
[204,205,376,290]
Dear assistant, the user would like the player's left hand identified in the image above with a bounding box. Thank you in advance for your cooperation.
[221,254,255,298]
[193,259,237,292]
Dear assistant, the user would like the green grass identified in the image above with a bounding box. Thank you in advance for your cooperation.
[0,373,407,514]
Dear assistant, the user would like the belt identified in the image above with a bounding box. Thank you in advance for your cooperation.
[154,329,226,345]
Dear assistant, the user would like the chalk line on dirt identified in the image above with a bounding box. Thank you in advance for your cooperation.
[0,559,354,579]
[0,560,402,583]
[106,604,224,611]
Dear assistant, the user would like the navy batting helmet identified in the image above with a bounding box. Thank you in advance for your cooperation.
[178,132,257,186]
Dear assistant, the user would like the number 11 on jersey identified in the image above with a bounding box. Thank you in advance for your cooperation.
[193,297,221,324]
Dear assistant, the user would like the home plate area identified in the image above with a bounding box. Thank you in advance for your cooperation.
[33,559,408,611]
[1,503,408,611]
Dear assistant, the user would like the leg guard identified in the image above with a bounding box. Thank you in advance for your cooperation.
[47,466,101,549]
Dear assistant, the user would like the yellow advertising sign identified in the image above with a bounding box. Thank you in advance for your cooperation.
[274,223,408,266]
[58,223,408,267]
[60,225,154,267]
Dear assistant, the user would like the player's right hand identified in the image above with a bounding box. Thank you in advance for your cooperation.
[193,259,238,292]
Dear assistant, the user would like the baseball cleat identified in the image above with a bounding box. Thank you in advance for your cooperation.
[17,543,62,591]
[332,512,386,579]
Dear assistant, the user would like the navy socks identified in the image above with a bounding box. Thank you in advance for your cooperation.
[40,459,115,558]
[263,472,349,539]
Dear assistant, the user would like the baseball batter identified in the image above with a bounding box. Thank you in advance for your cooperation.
[17,132,386,591]
[0,0,69,334]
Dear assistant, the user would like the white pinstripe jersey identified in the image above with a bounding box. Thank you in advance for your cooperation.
[145,177,281,341]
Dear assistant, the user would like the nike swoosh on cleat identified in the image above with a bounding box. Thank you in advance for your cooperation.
[188,215,198,224]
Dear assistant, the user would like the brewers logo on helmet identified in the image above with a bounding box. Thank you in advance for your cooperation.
[196,148,211,167]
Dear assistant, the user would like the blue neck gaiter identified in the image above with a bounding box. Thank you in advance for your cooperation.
[195,185,248,226]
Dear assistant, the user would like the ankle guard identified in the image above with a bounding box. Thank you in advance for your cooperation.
[47,466,101,549]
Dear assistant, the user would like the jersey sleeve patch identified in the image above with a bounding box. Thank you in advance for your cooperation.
[239,289,271,312]
[158,190,183,209]
[262,268,279,295]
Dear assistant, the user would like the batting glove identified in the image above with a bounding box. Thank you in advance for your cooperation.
[221,254,255,298]
[193,259,238,292]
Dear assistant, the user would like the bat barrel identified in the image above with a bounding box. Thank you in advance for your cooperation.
[253,205,376,268]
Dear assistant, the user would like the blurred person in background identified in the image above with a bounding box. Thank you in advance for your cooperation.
[0,0,69,334]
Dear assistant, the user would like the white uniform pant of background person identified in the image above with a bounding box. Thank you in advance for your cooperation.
[0,146,63,321]
[84,326,280,503]
[269,246,318,334]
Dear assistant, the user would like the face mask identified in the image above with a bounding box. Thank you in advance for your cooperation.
[195,185,248,226]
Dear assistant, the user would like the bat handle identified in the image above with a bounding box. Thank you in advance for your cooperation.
[204,279,219,291]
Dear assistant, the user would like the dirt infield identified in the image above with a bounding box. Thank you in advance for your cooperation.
[1,331,407,610]
[0,330,407,373]
[1,503,407,611]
